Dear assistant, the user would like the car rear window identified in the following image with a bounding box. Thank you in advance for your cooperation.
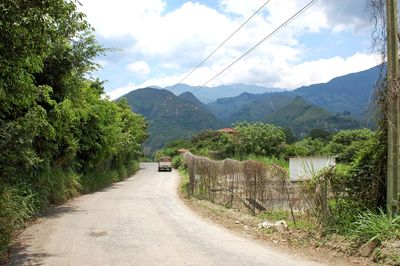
[160,157,171,162]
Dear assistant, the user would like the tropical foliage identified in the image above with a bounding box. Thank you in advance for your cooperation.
[0,0,147,260]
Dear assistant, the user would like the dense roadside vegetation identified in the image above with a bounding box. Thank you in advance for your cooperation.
[0,0,147,261]
[158,122,379,166]
[157,122,399,263]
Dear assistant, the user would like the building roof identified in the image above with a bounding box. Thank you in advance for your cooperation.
[218,128,236,133]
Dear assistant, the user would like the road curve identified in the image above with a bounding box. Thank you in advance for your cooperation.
[11,163,323,266]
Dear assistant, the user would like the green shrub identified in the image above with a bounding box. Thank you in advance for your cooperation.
[284,138,326,158]
[191,148,212,157]
[324,129,375,163]
[234,122,286,157]
[34,168,81,204]
[172,155,183,169]
[244,155,289,169]
[178,168,190,196]
[326,198,365,234]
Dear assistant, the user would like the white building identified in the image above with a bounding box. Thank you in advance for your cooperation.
[289,156,335,181]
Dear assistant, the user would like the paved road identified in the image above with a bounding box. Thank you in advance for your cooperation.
[11,163,323,266]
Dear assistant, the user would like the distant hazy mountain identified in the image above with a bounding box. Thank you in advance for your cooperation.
[178,91,204,106]
[207,65,383,124]
[122,88,224,154]
[264,97,361,137]
[207,93,293,123]
[121,65,382,153]
[290,65,384,118]
[165,83,283,103]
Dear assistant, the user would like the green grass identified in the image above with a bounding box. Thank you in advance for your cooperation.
[36,168,81,204]
[178,167,190,196]
[257,209,317,231]
[0,184,44,261]
[172,155,183,169]
[348,210,400,246]
[258,209,289,221]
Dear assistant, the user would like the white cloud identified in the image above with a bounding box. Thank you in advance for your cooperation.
[219,0,269,16]
[82,0,378,98]
[219,0,370,33]
[132,2,234,61]
[321,0,371,32]
[127,61,151,75]
[107,52,380,100]
[107,73,186,99]
[276,53,380,89]
[78,0,166,38]
[107,83,137,100]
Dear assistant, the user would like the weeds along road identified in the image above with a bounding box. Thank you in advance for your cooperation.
[11,163,322,266]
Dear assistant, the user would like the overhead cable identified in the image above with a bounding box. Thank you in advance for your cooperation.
[171,0,272,89]
[199,0,318,88]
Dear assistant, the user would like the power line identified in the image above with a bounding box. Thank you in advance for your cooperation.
[171,0,272,89]
[199,0,318,89]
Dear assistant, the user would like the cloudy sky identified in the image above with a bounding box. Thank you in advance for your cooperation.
[78,0,381,99]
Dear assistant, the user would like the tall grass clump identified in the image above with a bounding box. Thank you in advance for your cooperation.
[349,210,400,246]
[80,161,140,193]
[34,168,81,204]
[0,184,44,261]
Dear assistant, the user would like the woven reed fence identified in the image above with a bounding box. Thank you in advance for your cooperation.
[183,152,306,215]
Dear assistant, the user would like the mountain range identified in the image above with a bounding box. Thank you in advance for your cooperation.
[264,97,361,137]
[123,88,222,154]
[165,83,283,103]
[122,65,383,153]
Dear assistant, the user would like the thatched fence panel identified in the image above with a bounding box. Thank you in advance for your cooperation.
[183,152,305,214]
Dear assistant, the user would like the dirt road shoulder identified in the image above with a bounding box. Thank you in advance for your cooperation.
[177,173,371,266]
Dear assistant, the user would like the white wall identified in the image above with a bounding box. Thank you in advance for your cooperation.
[289,156,335,181]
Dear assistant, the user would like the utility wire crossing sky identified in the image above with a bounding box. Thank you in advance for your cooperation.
[78,0,380,99]
[174,0,273,89]
[199,0,319,89]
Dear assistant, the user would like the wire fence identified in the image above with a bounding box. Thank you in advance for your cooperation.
[183,151,307,215]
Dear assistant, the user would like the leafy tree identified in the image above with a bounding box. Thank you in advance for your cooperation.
[283,127,297,144]
[190,129,235,158]
[234,122,286,157]
[324,129,375,163]
[164,139,191,150]
[309,128,332,141]
[284,138,326,158]
[191,129,223,149]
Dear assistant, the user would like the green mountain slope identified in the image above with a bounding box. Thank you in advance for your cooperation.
[205,65,382,123]
[179,91,204,106]
[122,88,224,153]
[207,93,293,123]
[291,65,383,118]
[166,83,283,103]
[265,97,362,137]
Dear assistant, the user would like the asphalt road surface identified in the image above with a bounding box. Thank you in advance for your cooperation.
[11,163,323,266]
